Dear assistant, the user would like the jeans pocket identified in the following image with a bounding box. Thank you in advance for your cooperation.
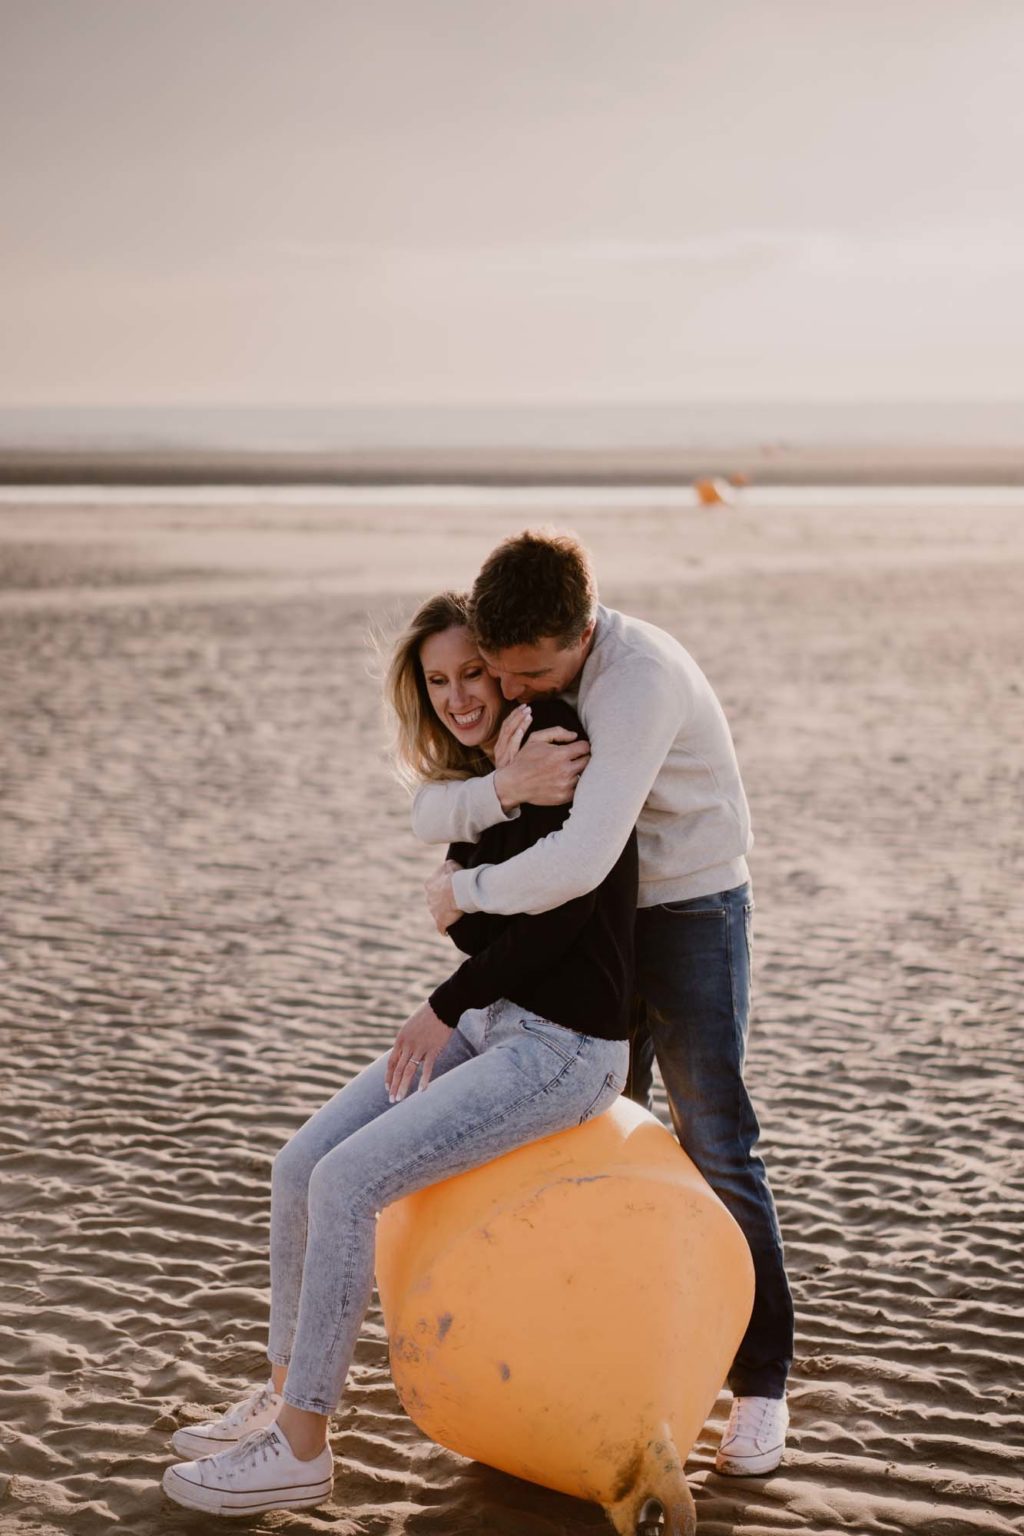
[579,1071,623,1125]
[519,1015,584,1065]
[657,900,727,917]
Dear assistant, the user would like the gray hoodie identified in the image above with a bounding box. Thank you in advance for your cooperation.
[412,604,752,916]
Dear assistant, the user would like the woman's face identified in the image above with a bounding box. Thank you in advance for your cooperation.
[420,625,505,754]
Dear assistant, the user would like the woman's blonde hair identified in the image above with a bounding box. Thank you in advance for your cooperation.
[384,591,497,787]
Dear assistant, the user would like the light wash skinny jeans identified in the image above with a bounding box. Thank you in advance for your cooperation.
[268,998,628,1414]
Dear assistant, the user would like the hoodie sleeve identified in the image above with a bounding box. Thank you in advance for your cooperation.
[450,656,685,917]
[411,773,518,845]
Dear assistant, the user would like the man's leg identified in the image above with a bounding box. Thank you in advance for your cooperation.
[635,885,794,1401]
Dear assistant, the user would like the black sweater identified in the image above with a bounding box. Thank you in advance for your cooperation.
[428,698,638,1041]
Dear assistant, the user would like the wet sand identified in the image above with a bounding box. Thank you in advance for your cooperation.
[0,491,1021,1535]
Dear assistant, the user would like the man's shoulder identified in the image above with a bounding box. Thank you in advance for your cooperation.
[586,605,697,685]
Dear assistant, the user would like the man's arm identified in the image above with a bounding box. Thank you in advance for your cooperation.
[411,775,511,846]
[410,724,591,844]
[450,657,685,918]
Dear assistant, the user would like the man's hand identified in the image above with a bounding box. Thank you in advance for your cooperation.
[426,858,463,934]
[493,723,590,812]
[385,999,454,1102]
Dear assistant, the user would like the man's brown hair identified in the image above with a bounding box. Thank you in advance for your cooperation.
[468,529,597,652]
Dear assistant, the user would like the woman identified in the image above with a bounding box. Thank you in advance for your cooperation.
[162,591,637,1518]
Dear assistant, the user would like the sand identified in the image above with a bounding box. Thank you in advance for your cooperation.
[0,489,1021,1535]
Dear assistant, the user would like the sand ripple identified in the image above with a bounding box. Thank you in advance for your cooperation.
[1,502,1022,1535]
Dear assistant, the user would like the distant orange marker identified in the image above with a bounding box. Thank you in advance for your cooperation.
[694,477,733,506]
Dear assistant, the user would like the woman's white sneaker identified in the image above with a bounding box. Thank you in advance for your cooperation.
[171,1379,282,1458]
[714,1395,789,1476]
[163,1423,333,1516]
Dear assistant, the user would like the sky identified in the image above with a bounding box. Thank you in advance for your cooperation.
[2,0,1023,408]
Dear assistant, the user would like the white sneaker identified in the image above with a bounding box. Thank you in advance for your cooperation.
[171,1379,283,1458]
[714,1394,789,1476]
[163,1422,333,1517]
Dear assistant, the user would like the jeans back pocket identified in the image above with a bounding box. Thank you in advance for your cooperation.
[579,1070,624,1125]
[519,1015,583,1065]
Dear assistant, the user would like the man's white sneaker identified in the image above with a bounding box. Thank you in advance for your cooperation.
[163,1423,333,1517]
[714,1395,789,1476]
[170,1379,283,1458]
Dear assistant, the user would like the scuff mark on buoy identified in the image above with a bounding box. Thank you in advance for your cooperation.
[391,1333,422,1365]
[436,1312,454,1342]
[611,1447,644,1502]
[498,1361,511,1381]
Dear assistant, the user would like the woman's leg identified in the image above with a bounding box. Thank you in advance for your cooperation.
[281,1003,627,1419]
[268,1023,478,1383]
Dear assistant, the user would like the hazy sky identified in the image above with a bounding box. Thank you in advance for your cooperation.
[2,0,1023,406]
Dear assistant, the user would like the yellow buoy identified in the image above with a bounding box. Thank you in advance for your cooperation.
[376,1097,754,1535]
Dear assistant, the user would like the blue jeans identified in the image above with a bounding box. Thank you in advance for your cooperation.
[630,883,794,1399]
[268,999,628,1414]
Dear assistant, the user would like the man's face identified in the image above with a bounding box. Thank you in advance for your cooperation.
[478,624,595,703]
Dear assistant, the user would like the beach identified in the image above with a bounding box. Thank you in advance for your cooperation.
[0,488,1021,1536]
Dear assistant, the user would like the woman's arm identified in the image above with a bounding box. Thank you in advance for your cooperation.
[437,842,505,955]
[386,799,599,1101]
[446,908,502,954]
[430,890,600,1026]
[427,801,600,1026]
[411,775,511,846]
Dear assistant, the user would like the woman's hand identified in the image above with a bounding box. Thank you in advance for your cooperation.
[426,858,463,934]
[493,726,590,812]
[493,704,532,770]
[385,999,454,1102]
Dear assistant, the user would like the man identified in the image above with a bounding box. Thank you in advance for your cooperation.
[414,529,794,1476]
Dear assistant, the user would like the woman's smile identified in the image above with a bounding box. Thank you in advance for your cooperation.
[419,624,505,753]
[450,704,485,728]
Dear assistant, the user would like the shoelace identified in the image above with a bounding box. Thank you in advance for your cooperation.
[729,1397,773,1442]
[221,1428,282,1481]
[222,1383,273,1430]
